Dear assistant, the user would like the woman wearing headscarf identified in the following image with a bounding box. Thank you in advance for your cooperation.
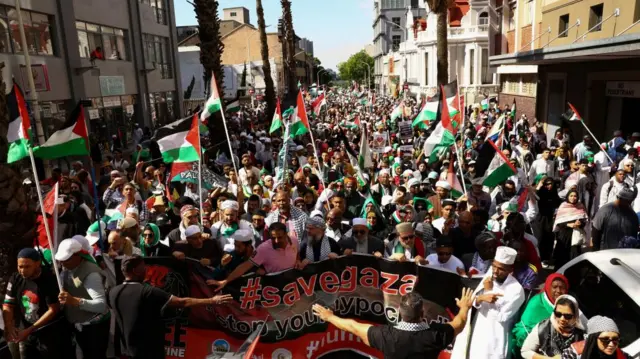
[521,295,586,359]
[511,274,570,354]
[533,176,562,262]
[139,223,170,257]
[561,316,631,359]
[553,189,588,269]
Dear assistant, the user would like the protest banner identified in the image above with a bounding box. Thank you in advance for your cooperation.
[118,255,480,359]
[398,121,413,140]
[371,133,388,154]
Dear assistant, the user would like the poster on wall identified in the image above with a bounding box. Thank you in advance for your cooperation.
[20,64,50,92]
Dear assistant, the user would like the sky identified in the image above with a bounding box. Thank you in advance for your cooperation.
[173,0,373,71]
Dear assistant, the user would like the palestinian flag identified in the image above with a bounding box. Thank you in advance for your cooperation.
[269,99,283,133]
[564,102,582,121]
[353,114,361,126]
[200,74,222,123]
[447,160,464,198]
[33,103,89,159]
[481,98,489,110]
[390,103,404,121]
[517,187,529,212]
[475,139,516,188]
[312,93,326,117]
[227,100,241,113]
[413,81,459,129]
[358,126,373,171]
[6,81,31,163]
[153,114,201,163]
[422,84,456,164]
[291,91,310,137]
[510,98,516,119]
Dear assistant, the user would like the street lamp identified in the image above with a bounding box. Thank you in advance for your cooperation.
[383,19,408,97]
[359,61,371,90]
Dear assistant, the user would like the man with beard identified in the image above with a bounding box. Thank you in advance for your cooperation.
[340,218,384,257]
[385,223,427,264]
[241,195,261,222]
[291,172,308,200]
[325,208,351,242]
[165,205,212,247]
[265,190,308,242]
[425,236,466,275]
[208,222,298,291]
[592,187,639,250]
[328,191,356,220]
[109,256,232,359]
[344,177,365,216]
[371,169,395,205]
[502,213,542,272]
[470,231,498,275]
[428,181,450,218]
[3,249,67,359]
[213,230,255,280]
[296,217,342,269]
[451,247,525,359]
[250,210,269,247]
[238,154,260,185]
[172,226,223,267]
[448,211,478,259]
[467,178,491,212]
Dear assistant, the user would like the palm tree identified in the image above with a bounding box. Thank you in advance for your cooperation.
[193,0,226,151]
[0,63,34,296]
[425,0,453,85]
[257,0,276,119]
[281,0,298,102]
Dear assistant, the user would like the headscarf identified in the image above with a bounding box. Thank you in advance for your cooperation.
[543,273,569,304]
[139,223,161,256]
[552,190,588,232]
[551,294,585,331]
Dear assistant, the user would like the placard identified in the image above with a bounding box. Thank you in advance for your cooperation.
[88,109,100,119]
[371,133,388,153]
[398,120,413,140]
[99,76,126,96]
[20,64,50,92]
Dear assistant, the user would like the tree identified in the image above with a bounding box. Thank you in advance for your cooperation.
[241,62,247,88]
[425,0,454,85]
[337,50,374,88]
[257,0,276,120]
[183,75,195,100]
[281,0,298,102]
[0,62,34,297]
[193,0,226,153]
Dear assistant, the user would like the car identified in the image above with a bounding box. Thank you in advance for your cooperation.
[557,249,640,357]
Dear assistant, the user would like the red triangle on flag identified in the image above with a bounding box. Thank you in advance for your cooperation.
[43,183,58,215]
[439,84,454,134]
[296,91,310,129]
[185,114,201,156]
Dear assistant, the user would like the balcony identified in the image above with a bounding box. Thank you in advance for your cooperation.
[416,25,490,44]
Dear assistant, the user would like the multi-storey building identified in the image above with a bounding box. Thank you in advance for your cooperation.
[372,0,426,93]
[491,0,640,141]
[0,0,182,143]
[381,0,500,105]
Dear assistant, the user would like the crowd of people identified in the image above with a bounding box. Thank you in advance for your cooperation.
[2,87,637,359]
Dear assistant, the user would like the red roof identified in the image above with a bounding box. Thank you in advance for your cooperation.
[449,0,470,27]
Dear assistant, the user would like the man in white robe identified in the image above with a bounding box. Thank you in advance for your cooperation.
[451,246,525,359]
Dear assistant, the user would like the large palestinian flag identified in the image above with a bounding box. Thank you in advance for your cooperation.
[291,91,310,138]
[422,84,456,164]
[33,103,89,159]
[475,139,516,187]
[153,114,201,163]
[6,81,31,163]
[413,81,460,129]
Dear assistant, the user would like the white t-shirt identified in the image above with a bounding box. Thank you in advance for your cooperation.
[426,253,465,272]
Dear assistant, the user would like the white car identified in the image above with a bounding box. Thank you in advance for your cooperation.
[557,249,640,358]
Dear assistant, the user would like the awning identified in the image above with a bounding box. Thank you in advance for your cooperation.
[490,33,640,66]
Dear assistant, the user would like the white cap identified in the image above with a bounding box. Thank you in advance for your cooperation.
[402,169,414,177]
[125,207,139,216]
[352,218,367,227]
[220,200,239,211]
[381,195,394,206]
[310,210,324,219]
[384,146,393,153]
[72,235,92,252]
[435,181,452,190]
[232,229,253,243]
[86,222,106,246]
[296,145,304,151]
[184,225,201,237]
[379,168,390,176]
[407,178,421,187]
[495,246,517,265]
[54,238,82,261]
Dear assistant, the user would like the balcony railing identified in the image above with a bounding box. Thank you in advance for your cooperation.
[417,25,489,43]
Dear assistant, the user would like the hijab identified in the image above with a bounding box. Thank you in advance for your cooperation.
[139,223,161,256]
[552,190,588,232]
[544,273,569,304]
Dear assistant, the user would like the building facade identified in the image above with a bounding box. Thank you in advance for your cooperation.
[372,0,426,93]
[0,0,182,146]
[491,0,640,142]
[298,37,314,57]
[380,0,500,105]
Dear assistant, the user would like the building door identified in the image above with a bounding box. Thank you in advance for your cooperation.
[545,74,566,143]
[621,97,640,137]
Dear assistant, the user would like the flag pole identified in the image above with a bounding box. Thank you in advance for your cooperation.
[81,113,105,250]
[579,121,614,164]
[299,94,325,188]
[197,115,205,225]
[454,76,468,196]
[214,78,239,176]
[28,148,62,290]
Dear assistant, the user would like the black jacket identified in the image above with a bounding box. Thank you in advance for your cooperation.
[339,235,385,255]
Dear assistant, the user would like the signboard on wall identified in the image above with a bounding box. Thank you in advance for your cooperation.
[606,81,640,98]
[99,76,126,96]
[20,64,50,92]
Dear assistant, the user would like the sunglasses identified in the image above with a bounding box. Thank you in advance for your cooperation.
[553,311,575,320]
[598,337,620,346]
[400,235,414,241]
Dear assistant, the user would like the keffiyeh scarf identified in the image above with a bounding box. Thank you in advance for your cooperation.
[305,236,331,262]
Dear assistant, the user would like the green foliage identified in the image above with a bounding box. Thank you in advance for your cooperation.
[241,63,247,88]
[337,50,374,87]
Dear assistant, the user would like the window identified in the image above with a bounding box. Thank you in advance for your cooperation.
[392,35,401,51]
[382,0,405,9]
[411,0,419,8]
[424,52,429,85]
[589,4,604,32]
[392,17,401,29]
[230,11,237,17]
[77,21,127,60]
[524,0,533,25]
[558,14,569,37]
[143,34,173,79]
[481,48,490,84]
[469,49,475,85]
[140,0,166,25]
[508,7,516,31]
[0,6,53,55]
[478,12,489,26]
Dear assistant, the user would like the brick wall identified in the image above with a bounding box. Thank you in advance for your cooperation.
[506,30,515,53]
[520,25,532,51]
[498,93,537,121]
